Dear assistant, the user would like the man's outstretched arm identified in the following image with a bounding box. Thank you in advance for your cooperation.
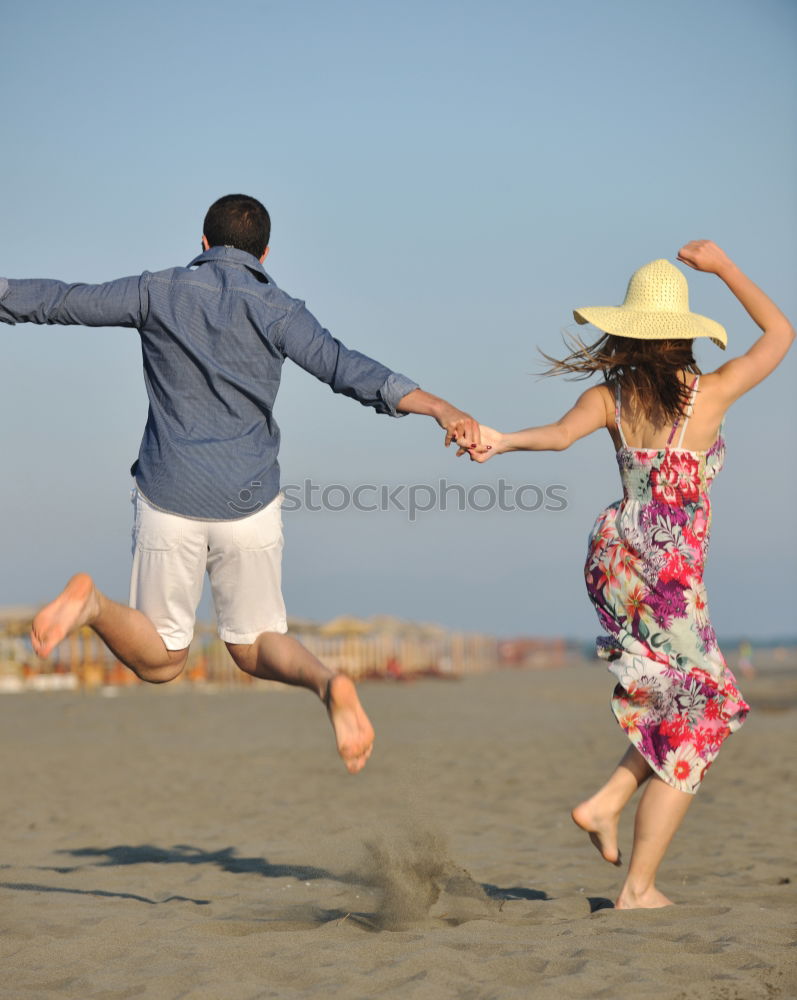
[396,388,480,449]
[0,275,146,329]
[279,303,479,446]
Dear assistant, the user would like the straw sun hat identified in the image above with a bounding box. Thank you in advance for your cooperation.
[573,259,727,349]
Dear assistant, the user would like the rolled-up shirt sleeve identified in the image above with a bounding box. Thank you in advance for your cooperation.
[278,302,419,416]
[0,274,148,328]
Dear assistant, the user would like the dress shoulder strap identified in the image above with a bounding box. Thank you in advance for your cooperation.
[614,384,628,449]
[668,375,701,448]
[677,374,700,448]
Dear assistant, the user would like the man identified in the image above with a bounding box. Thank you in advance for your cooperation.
[0,194,479,774]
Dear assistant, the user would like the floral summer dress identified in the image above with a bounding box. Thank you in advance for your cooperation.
[584,377,749,793]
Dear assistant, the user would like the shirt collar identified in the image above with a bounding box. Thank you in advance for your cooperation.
[187,245,269,282]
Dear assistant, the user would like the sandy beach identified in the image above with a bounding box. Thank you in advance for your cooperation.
[1,659,795,1000]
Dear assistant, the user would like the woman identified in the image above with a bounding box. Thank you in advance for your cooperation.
[462,241,794,908]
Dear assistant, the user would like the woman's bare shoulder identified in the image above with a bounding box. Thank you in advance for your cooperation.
[592,382,615,418]
[695,371,732,417]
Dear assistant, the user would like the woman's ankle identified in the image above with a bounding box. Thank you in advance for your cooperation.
[615,882,673,909]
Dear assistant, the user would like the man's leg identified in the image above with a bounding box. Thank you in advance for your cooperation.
[226,634,375,774]
[31,573,188,683]
[207,500,374,774]
[31,492,203,681]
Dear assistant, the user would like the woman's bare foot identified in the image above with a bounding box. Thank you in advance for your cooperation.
[571,800,622,866]
[31,573,100,658]
[324,675,375,775]
[615,885,674,909]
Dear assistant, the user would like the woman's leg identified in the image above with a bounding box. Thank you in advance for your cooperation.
[615,775,693,909]
[571,745,652,865]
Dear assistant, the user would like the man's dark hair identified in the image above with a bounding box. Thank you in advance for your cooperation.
[203,194,271,259]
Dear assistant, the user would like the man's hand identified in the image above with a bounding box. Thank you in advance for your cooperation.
[396,388,481,449]
[435,404,480,449]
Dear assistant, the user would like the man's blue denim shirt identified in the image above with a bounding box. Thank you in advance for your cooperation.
[0,246,419,519]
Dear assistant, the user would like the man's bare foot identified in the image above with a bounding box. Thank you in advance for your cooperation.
[571,800,622,866]
[31,573,100,659]
[615,886,674,909]
[324,675,375,774]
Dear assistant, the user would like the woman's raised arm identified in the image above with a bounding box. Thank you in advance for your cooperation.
[677,240,794,402]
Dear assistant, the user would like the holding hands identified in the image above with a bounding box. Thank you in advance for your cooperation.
[456,425,502,461]
[436,403,482,451]
[394,388,481,450]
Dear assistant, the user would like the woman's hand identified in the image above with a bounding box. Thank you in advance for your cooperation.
[677,240,733,277]
[456,424,504,462]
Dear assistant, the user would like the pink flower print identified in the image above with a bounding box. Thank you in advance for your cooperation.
[650,463,678,505]
[594,524,613,547]
[659,550,689,584]
[622,584,650,625]
[692,505,709,543]
[588,558,619,598]
[660,714,691,747]
[647,579,687,629]
[690,667,716,688]
[692,722,727,757]
[684,584,709,627]
[698,623,718,652]
[616,704,644,739]
[610,546,638,584]
[680,527,703,566]
[651,452,700,504]
[662,744,705,792]
[620,664,662,706]
[642,500,688,531]
[672,453,701,502]
[691,725,713,755]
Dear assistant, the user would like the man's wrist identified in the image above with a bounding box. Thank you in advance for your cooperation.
[397,388,446,419]
[430,397,454,423]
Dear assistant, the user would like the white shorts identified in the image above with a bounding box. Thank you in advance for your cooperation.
[129,488,288,650]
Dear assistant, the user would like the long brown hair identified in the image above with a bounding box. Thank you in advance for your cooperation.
[540,333,701,425]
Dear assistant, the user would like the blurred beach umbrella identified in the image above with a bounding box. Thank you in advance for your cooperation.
[369,614,448,638]
[367,614,406,634]
[286,616,322,635]
[318,615,373,637]
[414,622,449,639]
[0,606,37,637]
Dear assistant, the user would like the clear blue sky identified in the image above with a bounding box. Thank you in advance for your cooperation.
[2,0,795,641]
